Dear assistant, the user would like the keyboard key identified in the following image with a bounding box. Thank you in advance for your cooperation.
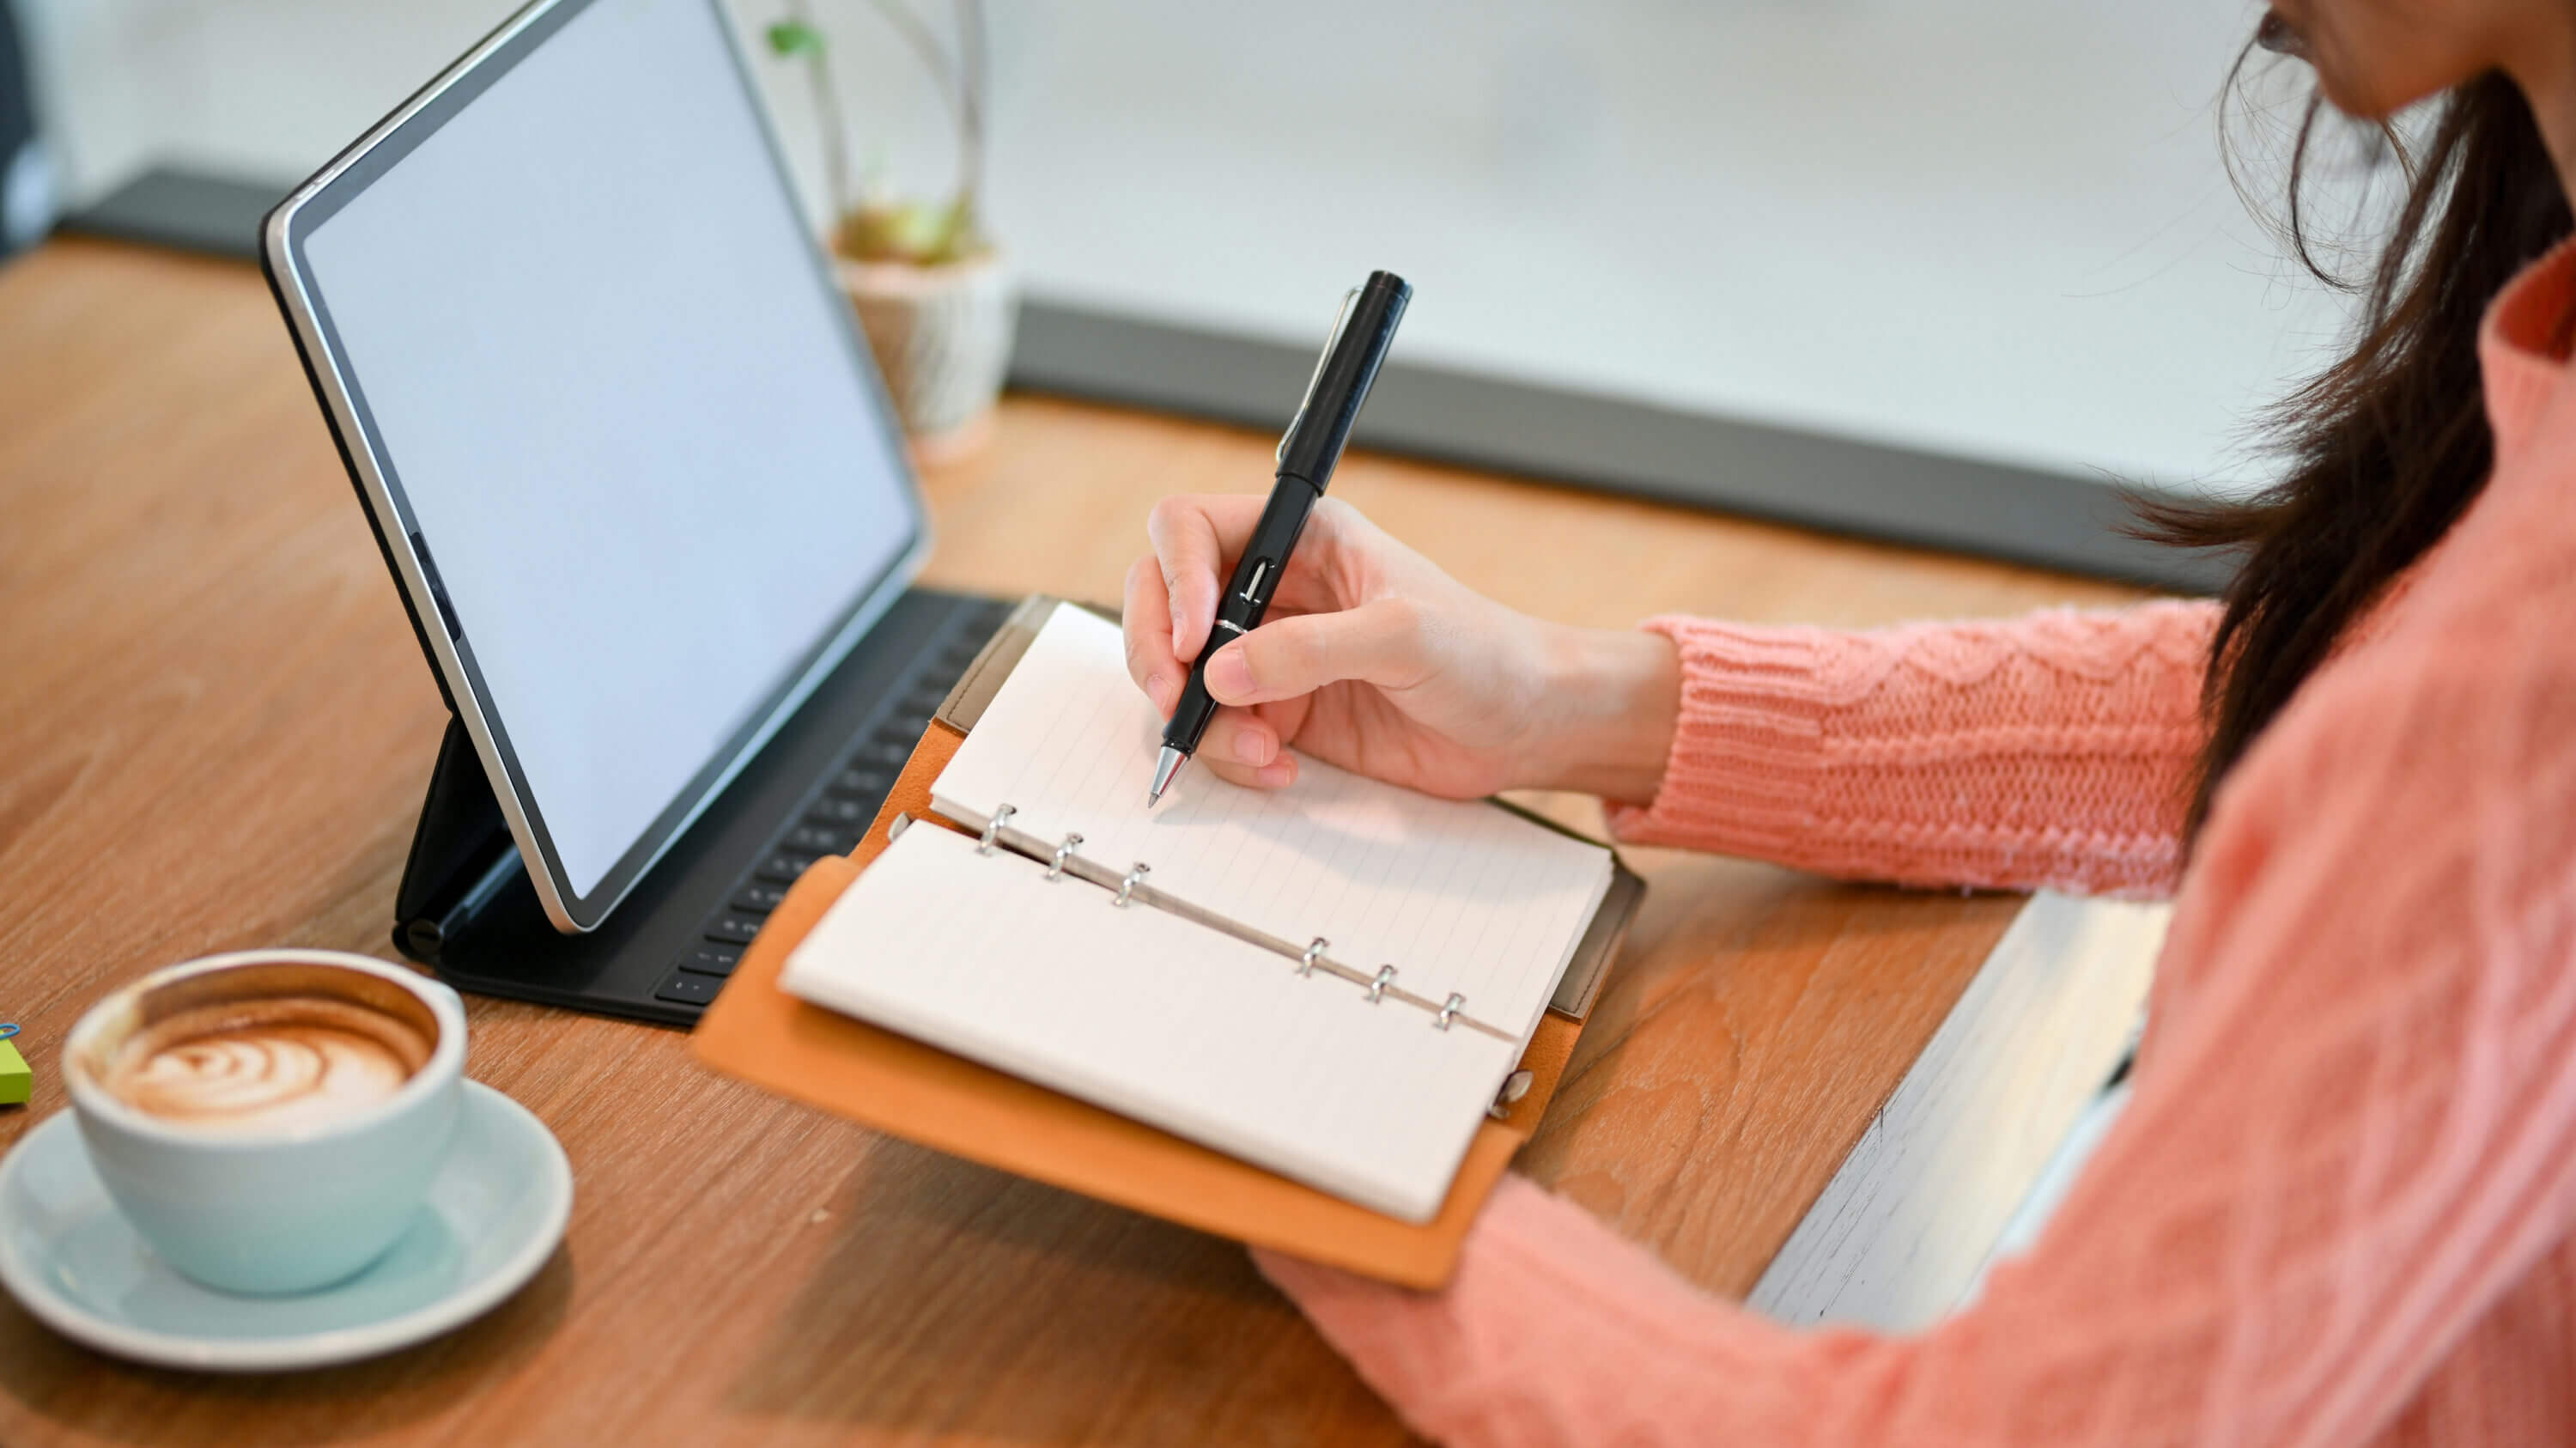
[783,824,855,855]
[807,796,869,824]
[653,971,720,1007]
[677,943,743,978]
[852,738,912,771]
[706,915,765,946]
[755,850,822,884]
[732,881,788,913]
[829,767,893,799]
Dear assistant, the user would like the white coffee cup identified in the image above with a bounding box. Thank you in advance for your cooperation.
[63,950,467,1295]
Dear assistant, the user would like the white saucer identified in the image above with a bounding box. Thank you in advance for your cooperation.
[0,1080,572,1372]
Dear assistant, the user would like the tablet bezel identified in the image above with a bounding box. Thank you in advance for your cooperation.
[260,0,933,934]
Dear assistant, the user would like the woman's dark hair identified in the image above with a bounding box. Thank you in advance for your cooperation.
[2141,54,2571,838]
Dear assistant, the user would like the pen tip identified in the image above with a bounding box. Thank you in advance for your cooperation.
[1149,745,1185,807]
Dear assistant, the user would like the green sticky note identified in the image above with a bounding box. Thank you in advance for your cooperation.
[0,1037,28,1108]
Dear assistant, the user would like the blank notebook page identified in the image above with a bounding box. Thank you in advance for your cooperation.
[781,822,1524,1221]
[932,605,1613,1039]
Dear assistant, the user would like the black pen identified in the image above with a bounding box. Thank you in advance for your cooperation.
[1149,271,1413,806]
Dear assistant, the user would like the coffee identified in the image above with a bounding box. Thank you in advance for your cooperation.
[77,959,443,1138]
[101,995,433,1135]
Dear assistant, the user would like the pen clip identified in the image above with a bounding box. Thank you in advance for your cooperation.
[1279,287,1360,465]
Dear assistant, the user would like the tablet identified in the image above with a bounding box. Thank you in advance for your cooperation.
[263,0,928,934]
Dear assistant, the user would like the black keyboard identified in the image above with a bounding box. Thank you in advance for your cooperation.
[647,597,1012,1011]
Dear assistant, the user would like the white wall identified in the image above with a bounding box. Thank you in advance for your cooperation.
[17,0,2354,492]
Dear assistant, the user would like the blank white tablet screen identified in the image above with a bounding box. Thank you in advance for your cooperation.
[298,0,917,900]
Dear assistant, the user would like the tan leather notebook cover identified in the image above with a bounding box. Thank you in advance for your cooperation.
[691,599,1640,1288]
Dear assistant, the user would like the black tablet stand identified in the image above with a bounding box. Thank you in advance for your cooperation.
[392,717,525,967]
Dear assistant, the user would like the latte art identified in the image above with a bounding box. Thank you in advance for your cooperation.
[104,996,433,1135]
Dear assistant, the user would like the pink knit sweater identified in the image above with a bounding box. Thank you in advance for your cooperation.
[1255,239,2576,1446]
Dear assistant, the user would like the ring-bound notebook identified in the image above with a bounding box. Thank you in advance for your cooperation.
[693,597,1643,1286]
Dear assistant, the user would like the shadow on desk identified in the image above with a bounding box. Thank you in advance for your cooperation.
[1522,848,2030,1299]
[721,1136,1386,1445]
[0,1253,574,1445]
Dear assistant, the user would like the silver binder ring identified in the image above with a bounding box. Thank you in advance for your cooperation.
[1299,938,1329,976]
[977,803,1016,855]
[1436,993,1465,1031]
[1366,964,1396,1004]
[1046,831,1084,881]
[1115,861,1151,907]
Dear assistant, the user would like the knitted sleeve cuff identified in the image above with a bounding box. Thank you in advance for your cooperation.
[1602,606,2208,896]
[1604,615,1835,861]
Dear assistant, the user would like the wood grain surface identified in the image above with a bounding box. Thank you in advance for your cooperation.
[0,239,2149,1446]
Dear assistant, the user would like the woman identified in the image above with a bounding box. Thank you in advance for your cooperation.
[1120,2,2576,1442]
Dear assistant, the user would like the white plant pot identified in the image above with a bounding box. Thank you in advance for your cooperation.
[836,251,1018,462]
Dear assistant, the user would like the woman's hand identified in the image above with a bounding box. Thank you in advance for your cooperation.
[1121,495,1680,802]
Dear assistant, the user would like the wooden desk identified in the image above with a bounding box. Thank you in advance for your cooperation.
[0,239,2148,1445]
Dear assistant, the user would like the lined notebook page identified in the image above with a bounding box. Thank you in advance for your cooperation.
[933,605,1612,1038]
[781,822,1524,1222]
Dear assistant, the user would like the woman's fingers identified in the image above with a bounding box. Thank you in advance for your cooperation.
[1146,494,1271,662]
[1200,757,1298,790]
[1192,703,1308,791]
[1125,557,1308,790]
[1131,492,1406,795]
[1143,493,1383,664]
[1121,554,1182,713]
[1202,598,1431,706]
[1202,706,1279,767]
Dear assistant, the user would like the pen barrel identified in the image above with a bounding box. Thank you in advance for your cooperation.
[1163,478,1317,753]
[1164,659,1218,753]
[1215,477,1316,634]
[1165,268,1409,759]
[1276,271,1411,490]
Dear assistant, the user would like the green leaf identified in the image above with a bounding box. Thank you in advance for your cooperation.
[764,20,824,58]
[836,197,989,266]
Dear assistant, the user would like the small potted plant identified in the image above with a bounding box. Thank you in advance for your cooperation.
[768,0,1012,461]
